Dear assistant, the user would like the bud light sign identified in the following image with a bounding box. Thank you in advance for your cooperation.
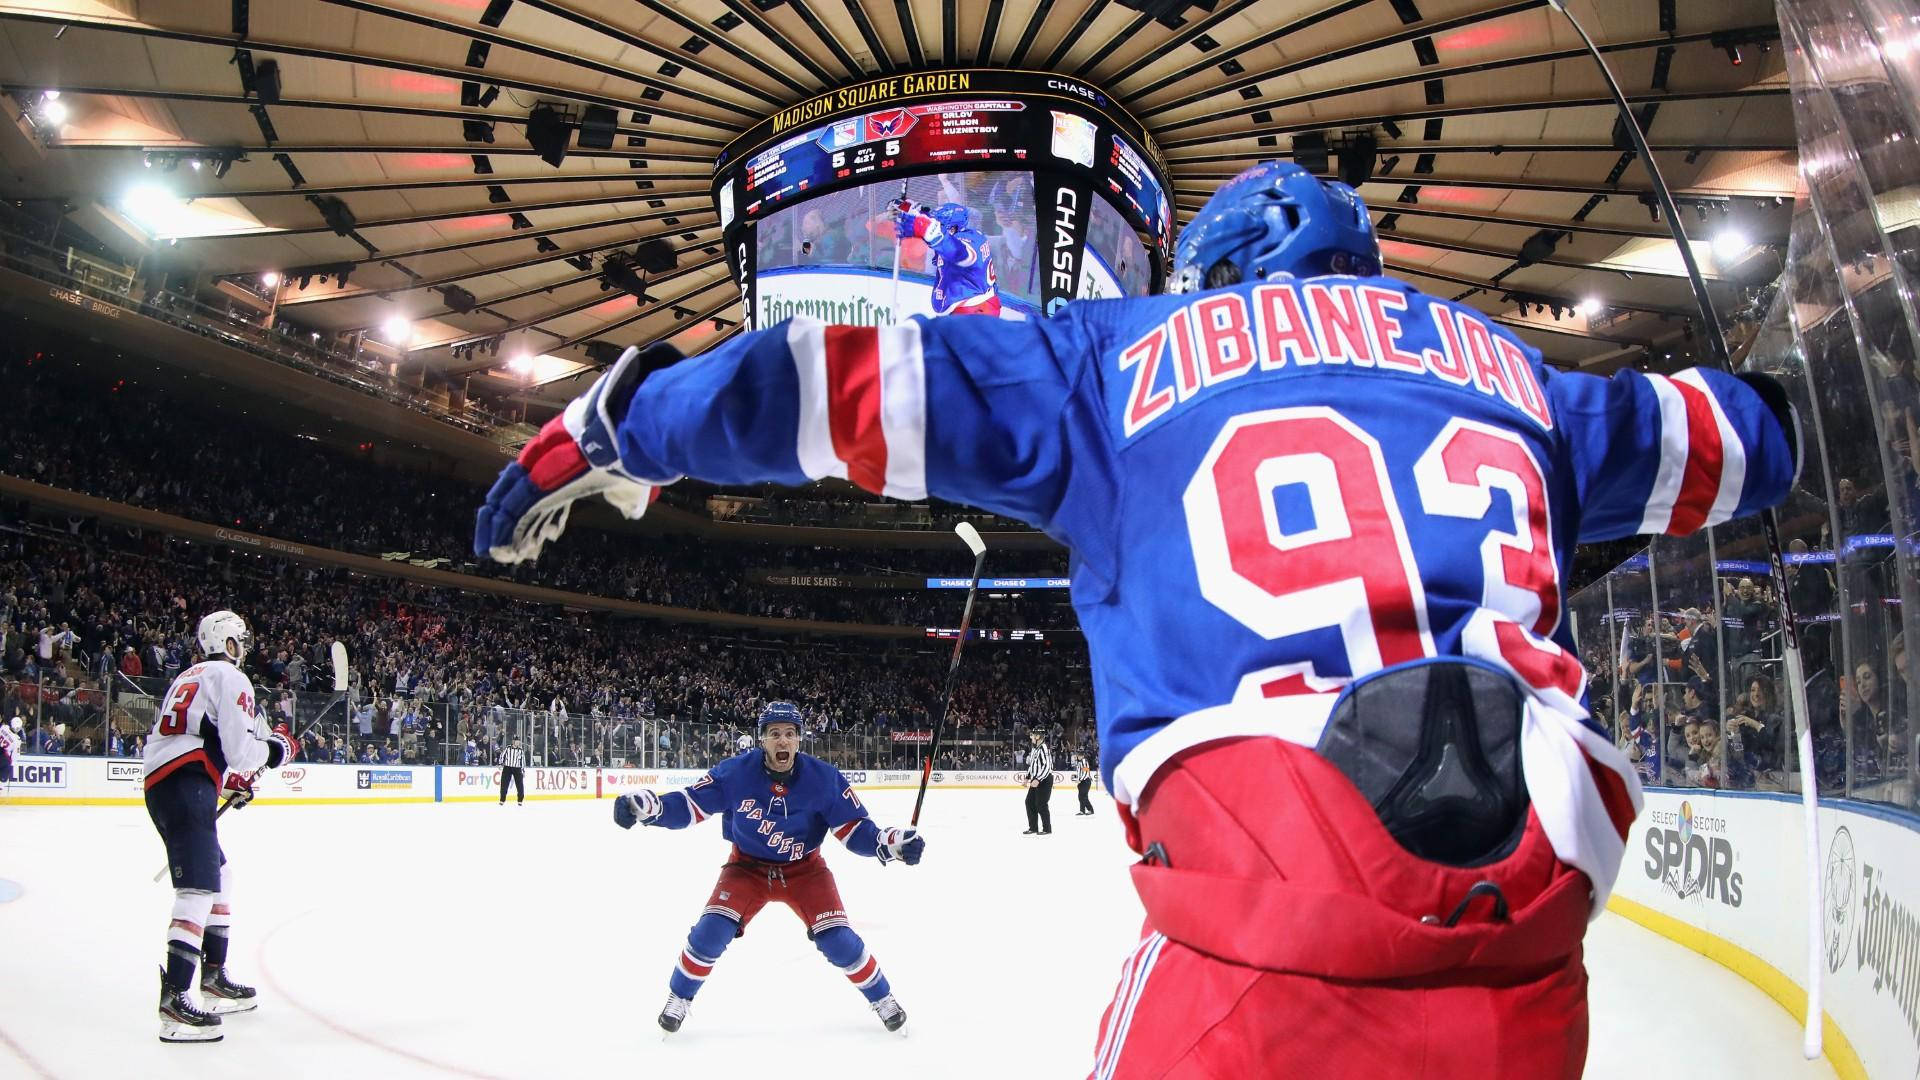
[11,757,66,788]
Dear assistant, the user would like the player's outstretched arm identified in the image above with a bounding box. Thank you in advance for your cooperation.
[1550,365,1800,543]
[613,779,724,830]
[833,818,926,865]
[475,313,1095,564]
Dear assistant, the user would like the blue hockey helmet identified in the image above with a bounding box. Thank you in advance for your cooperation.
[929,202,971,233]
[758,700,804,735]
[1170,161,1379,293]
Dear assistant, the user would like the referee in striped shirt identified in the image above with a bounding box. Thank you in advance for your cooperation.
[1022,730,1053,835]
[498,738,526,805]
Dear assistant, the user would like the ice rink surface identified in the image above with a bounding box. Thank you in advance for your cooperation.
[1,789,1837,1079]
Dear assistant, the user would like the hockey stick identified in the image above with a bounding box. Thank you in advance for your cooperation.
[1544,1,1823,1059]
[890,180,909,322]
[910,522,988,828]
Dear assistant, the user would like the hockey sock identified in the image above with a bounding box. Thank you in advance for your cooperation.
[166,890,214,991]
[669,912,738,1000]
[204,866,233,970]
[813,925,891,1005]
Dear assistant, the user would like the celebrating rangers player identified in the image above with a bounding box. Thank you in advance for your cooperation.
[476,161,1798,1077]
[611,701,924,1034]
[142,610,299,1043]
[894,200,1002,316]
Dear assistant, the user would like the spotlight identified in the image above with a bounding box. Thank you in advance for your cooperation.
[189,158,203,171]
[476,84,500,108]
[261,271,279,287]
[1723,44,1742,65]
[1578,297,1602,317]
[507,353,533,374]
[381,317,412,346]
[36,97,67,126]
[1713,228,1749,260]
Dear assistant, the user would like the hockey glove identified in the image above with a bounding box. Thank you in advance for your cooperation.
[894,211,931,241]
[222,771,257,810]
[874,826,924,866]
[264,723,297,768]
[474,343,684,565]
[614,789,662,829]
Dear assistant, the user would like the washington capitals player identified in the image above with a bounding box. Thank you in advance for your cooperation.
[142,610,298,1042]
[476,162,1798,1077]
[612,701,925,1034]
[895,201,1002,316]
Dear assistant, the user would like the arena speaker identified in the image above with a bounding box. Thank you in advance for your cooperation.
[1291,132,1329,175]
[633,238,676,273]
[1337,132,1378,187]
[253,59,282,106]
[525,104,572,168]
[578,105,618,151]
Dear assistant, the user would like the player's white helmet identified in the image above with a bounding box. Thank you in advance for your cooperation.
[8,715,20,732]
[197,610,251,663]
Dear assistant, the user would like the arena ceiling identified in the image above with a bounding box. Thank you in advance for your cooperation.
[0,0,1796,412]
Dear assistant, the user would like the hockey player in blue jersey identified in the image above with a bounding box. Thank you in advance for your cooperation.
[477,161,1798,1077]
[611,701,925,1034]
[895,200,1002,316]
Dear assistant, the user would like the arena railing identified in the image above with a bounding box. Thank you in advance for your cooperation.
[40,676,1039,776]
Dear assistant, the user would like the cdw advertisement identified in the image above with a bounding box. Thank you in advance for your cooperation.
[1613,788,1920,1079]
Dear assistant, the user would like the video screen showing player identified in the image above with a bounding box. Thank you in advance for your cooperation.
[755,171,1038,323]
[1084,192,1151,300]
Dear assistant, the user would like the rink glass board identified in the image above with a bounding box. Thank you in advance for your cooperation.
[712,70,1170,328]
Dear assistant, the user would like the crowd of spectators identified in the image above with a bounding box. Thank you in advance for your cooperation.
[1574,541,1912,802]
[0,345,1076,630]
[0,518,1096,774]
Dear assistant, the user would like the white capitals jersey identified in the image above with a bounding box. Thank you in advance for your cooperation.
[0,726,19,759]
[142,660,269,791]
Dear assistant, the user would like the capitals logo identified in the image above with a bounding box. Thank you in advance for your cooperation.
[865,109,915,141]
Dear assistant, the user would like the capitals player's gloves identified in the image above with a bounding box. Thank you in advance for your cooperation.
[614,789,662,829]
[222,771,257,810]
[264,722,297,769]
[875,826,924,866]
[473,343,684,565]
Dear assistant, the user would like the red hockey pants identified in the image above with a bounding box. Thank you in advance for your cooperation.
[1090,738,1594,1080]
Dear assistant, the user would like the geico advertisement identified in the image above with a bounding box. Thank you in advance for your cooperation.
[1821,812,1920,1080]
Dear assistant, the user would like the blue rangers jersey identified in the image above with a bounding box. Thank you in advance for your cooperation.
[921,222,1000,315]
[609,274,1795,898]
[645,749,889,862]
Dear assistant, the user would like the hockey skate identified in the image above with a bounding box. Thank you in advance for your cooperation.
[872,994,907,1034]
[157,969,223,1043]
[658,992,691,1034]
[200,967,259,1014]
